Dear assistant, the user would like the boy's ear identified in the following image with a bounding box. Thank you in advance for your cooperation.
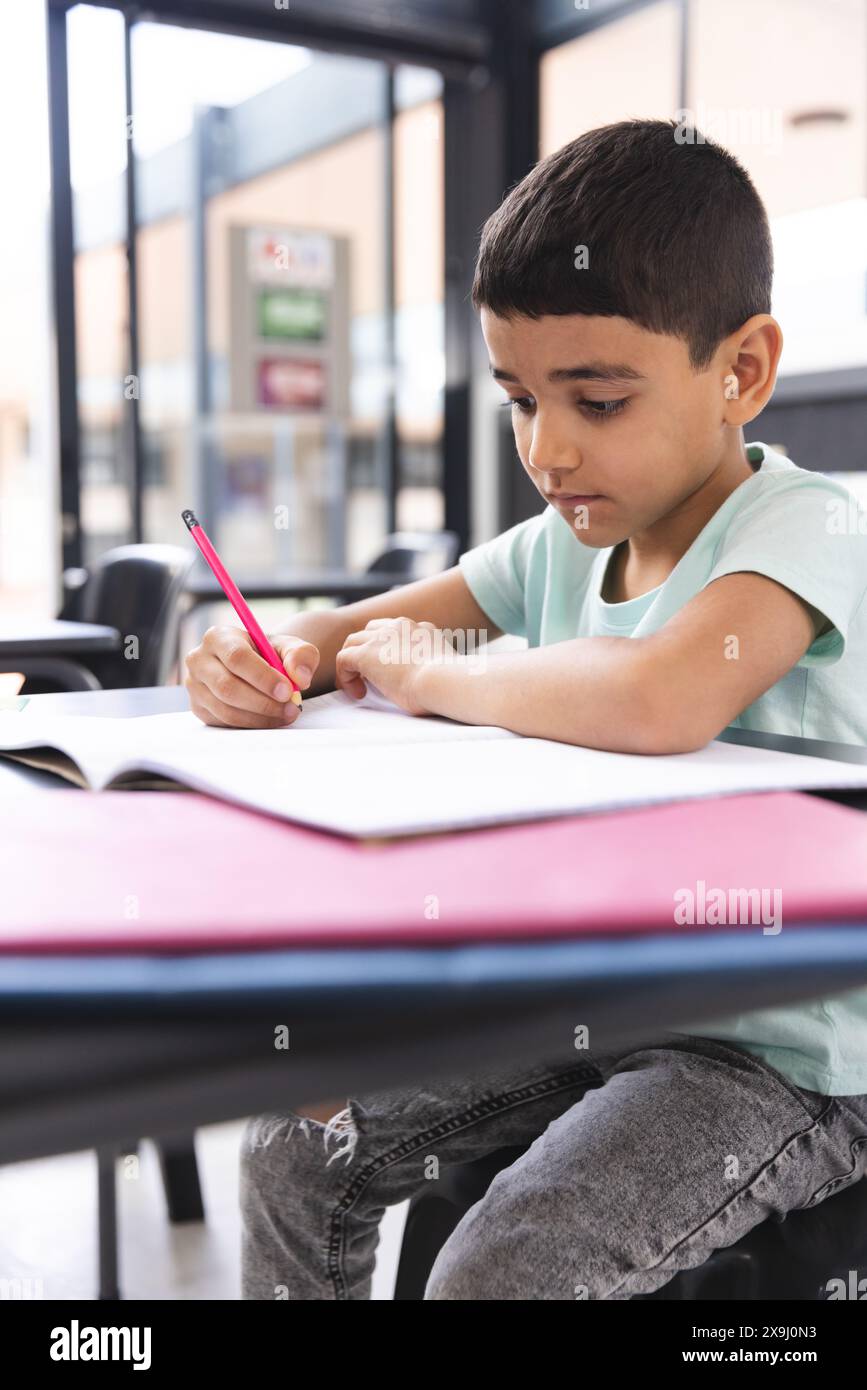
[721,315,783,422]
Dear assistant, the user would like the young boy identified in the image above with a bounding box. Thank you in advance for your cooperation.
[185,119,867,1299]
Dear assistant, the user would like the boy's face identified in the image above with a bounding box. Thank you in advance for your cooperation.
[480,308,733,548]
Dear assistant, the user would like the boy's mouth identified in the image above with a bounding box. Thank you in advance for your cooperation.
[546,492,605,506]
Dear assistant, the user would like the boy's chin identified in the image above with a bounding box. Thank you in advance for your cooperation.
[561,517,627,550]
[572,535,619,551]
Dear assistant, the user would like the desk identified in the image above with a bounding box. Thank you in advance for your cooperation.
[0,620,121,659]
[0,620,123,695]
[2,687,867,1167]
[185,569,392,608]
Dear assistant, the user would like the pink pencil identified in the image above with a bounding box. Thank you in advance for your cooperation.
[182,509,302,708]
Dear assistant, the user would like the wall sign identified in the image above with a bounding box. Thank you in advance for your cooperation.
[229,226,350,415]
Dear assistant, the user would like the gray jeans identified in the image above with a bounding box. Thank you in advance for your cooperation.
[239,1030,867,1300]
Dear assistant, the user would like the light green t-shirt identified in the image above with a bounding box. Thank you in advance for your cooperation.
[458,442,867,1096]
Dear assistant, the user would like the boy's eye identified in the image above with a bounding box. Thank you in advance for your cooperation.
[580,398,629,421]
[500,397,629,421]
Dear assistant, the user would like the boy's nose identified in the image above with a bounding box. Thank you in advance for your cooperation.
[530,453,582,487]
[527,426,580,478]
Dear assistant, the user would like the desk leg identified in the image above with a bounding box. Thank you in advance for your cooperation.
[156,1135,204,1224]
[96,1148,120,1300]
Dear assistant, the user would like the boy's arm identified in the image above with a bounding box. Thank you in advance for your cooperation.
[411,571,824,754]
[275,566,503,697]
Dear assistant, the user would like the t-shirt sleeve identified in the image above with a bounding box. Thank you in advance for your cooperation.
[704,473,867,667]
[457,513,544,640]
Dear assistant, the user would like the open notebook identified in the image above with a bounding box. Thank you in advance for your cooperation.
[2,684,867,838]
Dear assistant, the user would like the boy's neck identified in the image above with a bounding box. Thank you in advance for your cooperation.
[603,441,757,603]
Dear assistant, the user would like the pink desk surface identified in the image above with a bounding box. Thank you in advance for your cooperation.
[2,788,867,954]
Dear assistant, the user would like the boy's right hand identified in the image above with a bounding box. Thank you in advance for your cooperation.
[184,626,320,728]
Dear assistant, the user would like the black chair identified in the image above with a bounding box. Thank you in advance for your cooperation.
[394,1142,867,1300]
[57,543,195,690]
[7,545,194,696]
[365,530,461,583]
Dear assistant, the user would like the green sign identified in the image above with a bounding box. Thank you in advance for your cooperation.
[257,288,327,341]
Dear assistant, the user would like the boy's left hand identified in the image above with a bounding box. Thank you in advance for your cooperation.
[335,617,450,714]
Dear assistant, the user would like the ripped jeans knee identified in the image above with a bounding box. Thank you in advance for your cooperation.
[243,1105,359,1168]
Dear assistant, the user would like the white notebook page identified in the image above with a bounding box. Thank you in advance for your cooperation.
[0,686,517,789]
[3,685,867,837]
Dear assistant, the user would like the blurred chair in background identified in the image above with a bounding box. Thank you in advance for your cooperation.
[0,544,195,695]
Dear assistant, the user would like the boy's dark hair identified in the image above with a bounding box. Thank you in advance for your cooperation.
[471,118,773,371]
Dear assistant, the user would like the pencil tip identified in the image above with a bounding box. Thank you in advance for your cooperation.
[290,690,303,707]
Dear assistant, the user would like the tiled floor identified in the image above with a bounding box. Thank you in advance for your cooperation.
[0,1121,408,1300]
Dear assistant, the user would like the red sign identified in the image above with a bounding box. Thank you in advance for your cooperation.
[256,357,326,409]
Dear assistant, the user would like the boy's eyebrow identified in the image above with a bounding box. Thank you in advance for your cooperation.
[490,363,646,385]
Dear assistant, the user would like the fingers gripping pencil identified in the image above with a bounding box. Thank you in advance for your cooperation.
[181,509,302,708]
